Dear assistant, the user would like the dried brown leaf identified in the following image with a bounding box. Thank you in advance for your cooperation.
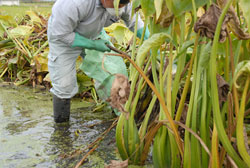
[216,74,229,105]
[105,159,128,168]
[217,0,250,40]
[194,3,230,43]
[155,1,174,28]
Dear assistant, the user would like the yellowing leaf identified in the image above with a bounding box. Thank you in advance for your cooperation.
[105,23,133,44]
[9,25,33,37]
[154,0,163,20]
[0,15,17,26]
[34,54,48,72]
[26,11,42,24]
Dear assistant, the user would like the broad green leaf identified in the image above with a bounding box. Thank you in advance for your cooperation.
[136,33,172,67]
[239,0,250,34]
[165,0,207,16]
[141,0,156,17]
[9,25,33,37]
[154,0,163,20]
[26,11,42,24]
[132,0,141,17]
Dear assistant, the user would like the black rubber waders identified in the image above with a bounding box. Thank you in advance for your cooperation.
[53,95,70,123]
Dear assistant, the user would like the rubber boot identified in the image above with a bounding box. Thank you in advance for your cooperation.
[53,95,70,123]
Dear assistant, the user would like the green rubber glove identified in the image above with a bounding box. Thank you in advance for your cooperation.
[71,32,111,52]
[137,27,150,40]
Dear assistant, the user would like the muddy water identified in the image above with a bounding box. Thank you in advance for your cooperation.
[0,84,118,168]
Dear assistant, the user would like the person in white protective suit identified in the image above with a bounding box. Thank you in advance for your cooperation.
[47,0,149,123]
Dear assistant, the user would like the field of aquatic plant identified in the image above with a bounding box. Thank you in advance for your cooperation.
[110,0,250,167]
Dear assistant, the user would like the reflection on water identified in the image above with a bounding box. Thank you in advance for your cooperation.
[0,84,117,168]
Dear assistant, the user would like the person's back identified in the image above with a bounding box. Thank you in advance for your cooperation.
[47,0,147,123]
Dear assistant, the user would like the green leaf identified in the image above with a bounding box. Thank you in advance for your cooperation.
[141,0,156,17]
[239,0,250,34]
[199,41,211,68]
[132,0,141,17]
[136,32,172,67]
[165,0,207,16]
[9,25,33,37]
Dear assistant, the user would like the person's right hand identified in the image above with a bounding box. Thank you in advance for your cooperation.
[92,39,111,52]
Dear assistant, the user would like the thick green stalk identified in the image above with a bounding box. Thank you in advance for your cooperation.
[211,124,219,168]
[139,17,148,46]
[183,55,197,168]
[128,58,151,163]
[167,22,181,167]
[236,77,250,166]
[139,95,157,139]
[200,71,209,168]
[129,12,139,80]
[191,48,202,168]
[191,0,197,23]
[209,0,248,166]
[175,31,200,122]
[172,15,186,112]
[116,114,129,160]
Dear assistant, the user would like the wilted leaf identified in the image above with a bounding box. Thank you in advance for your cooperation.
[234,60,250,91]
[155,1,174,28]
[26,11,42,24]
[216,74,229,105]
[105,159,128,168]
[9,25,33,37]
[194,4,230,43]
[137,32,172,67]
[217,0,250,40]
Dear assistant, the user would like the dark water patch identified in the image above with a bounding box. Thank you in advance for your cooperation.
[0,84,118,168]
